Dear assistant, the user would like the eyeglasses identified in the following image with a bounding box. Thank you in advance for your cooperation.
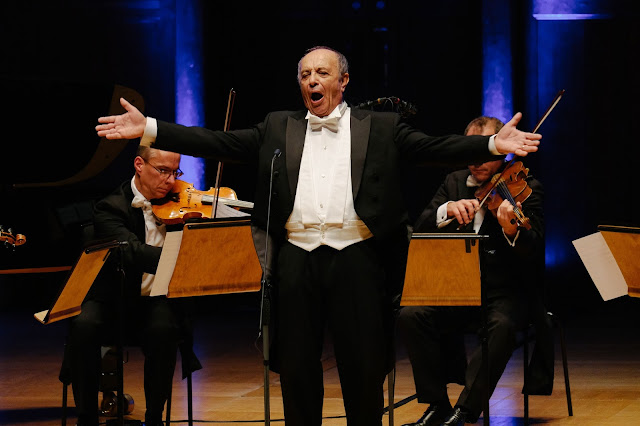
[144,160,184,179]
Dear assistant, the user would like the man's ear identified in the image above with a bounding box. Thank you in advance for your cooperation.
[341,73,350,92]
[134,156,144,173]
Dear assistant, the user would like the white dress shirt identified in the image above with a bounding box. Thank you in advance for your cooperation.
[286,102,373,251]
[130,177,166,296]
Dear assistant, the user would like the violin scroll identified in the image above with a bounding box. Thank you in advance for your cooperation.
[1,225,26,248]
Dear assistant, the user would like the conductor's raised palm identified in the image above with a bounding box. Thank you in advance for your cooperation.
[96,98,146,140]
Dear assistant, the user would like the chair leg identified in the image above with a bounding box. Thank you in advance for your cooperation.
[188,373,194,426]
[165,381,172,425]
[62,383,67,426]
[523,328,530,426]
[388,367,395,426]
[556,318,573,416]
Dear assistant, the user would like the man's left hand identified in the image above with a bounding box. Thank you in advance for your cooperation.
[496,199,519,237]
[494,112,541,157]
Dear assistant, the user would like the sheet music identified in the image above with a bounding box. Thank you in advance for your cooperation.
[215,202,250,218]
[572,232,628,301]
[34,310,48,324]
[150,230,183,296]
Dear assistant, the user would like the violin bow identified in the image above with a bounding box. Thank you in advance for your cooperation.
[532,89,565,133]
[212,88,236,219]
[476,89,565,210]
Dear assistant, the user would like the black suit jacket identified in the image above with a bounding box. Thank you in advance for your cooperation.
[86,180,162,302]
[153,108,498,293]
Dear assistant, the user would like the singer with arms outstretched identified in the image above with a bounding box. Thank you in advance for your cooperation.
[96,46,541,426]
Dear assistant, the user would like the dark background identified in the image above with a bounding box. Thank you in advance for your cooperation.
[1,0,639,324]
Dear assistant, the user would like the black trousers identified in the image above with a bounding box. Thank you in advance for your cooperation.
[275,240,391,426]
[397,293,529,421]
[68,297,179,425]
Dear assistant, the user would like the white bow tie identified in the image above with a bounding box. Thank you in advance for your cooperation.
[466,175,483,188]
[131,195,152,210]
[308,114,340,132]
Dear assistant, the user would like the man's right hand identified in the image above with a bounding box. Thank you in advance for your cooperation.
[447,199,480,226]
[96,97,146,140]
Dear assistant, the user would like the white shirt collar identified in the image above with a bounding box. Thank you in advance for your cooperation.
[305,101,348,120]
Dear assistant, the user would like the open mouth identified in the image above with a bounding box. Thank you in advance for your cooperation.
[311,92,324,102]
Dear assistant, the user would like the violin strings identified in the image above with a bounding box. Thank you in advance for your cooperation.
[496,180,525,222]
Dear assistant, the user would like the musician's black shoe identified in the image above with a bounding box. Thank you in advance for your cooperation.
[441,407,469,426]
[401,400,453,426]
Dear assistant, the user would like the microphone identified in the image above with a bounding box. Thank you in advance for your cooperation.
[274,148,282,158]
[355,96,418,117]
[355,98,384,109]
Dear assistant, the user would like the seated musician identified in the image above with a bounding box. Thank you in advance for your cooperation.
[68,146,197,426]
[398,116,553,426]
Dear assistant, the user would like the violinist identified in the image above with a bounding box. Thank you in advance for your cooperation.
[67,146,199,426]
[399,116,553,426]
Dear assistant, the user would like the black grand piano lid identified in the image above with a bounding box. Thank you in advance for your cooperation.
[0,81,143,270]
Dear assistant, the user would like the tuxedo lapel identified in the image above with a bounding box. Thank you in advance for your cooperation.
[458,172,476,200]
[350,112,370,199]
[285,114,307,198]
[122,183,146,241]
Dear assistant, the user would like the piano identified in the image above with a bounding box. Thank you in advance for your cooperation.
[0,80,145,305]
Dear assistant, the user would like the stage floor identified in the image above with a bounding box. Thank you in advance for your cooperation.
[1,292,640,426]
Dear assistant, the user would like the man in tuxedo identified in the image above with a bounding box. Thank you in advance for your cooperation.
[68,146,194,426]
[95,47,541,426]
[398,116,552,426]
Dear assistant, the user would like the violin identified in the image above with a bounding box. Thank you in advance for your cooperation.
[474,161,532,230]
[1,226,26,248]
[151,179,253,225]
[471,89,566,231]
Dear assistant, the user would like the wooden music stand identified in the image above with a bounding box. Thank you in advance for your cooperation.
[34,241,121,324]
[149,217,262,424]
[34,240,136,426]
[401,233,486,306]
[400,233,491,426]
[573,225,640,300]
[598,225,640,298]
[151,217,262,298]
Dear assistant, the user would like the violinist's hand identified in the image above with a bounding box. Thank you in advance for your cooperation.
[494,112,541,157]
[96,98,146,140]
[497,199,519,237]
[447,199,480,226]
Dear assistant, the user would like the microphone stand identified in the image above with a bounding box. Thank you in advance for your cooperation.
[259,149,281,426]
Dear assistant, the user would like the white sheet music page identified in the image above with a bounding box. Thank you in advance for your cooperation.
[572,232,628,301]
[150,230,183,296]
[215,202,251,218]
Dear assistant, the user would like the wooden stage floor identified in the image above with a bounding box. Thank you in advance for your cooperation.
[1,292,640,426]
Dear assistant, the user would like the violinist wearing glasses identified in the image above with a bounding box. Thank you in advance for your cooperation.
[398,116,553,426]
[67,146,199,426]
